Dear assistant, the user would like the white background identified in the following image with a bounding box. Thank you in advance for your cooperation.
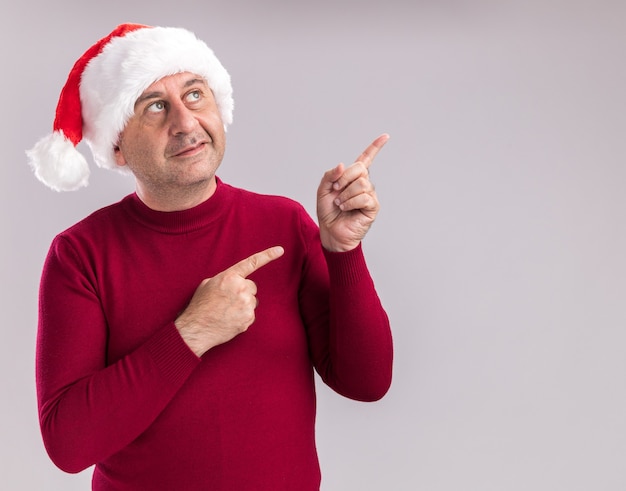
[1,1,625,489]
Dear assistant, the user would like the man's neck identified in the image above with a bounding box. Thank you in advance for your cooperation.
[136,177,218,212]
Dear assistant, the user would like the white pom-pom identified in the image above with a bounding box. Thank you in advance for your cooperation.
[26,131,90,192]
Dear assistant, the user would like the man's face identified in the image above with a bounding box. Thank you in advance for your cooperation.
[114,72,226,206]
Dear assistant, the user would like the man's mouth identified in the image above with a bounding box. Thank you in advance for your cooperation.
[168,138,210,158]
[174,142,206,157]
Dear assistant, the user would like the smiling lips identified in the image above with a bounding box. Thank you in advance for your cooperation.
[174,142,206,157]
[167,136,211,158]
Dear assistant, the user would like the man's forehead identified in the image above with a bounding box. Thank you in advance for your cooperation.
[142,72,208,93]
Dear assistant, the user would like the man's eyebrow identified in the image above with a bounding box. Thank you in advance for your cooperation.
[183,77,208,89]
[135,90,163,108]
[134,77,209,108]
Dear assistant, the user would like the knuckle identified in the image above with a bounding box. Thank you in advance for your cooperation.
[354,162,368,175]
[247,255,259,271]
[356,177,370,190]
[243,311,255,329]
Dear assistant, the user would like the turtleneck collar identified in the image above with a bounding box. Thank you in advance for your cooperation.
[121,177,233,234]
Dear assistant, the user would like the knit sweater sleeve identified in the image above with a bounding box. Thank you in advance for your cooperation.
[297,211,393,402]
[35,234,201,474]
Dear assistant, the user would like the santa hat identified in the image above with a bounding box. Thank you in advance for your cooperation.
[26,23,234,191]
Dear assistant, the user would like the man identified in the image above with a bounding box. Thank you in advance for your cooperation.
[27,23,393,490]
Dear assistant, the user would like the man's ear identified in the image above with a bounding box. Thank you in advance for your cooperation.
[113,143,127,167]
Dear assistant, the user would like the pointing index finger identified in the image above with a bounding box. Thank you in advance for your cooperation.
[228,246,285,278]
[354,133,390,169]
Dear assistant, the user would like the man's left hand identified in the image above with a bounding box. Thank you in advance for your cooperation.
[317,133,389,252]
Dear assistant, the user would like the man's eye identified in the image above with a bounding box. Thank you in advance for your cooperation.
[186,90,201,103]
[147,101,165,113]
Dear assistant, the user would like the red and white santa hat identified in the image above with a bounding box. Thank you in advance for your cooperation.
[26,23,234,191]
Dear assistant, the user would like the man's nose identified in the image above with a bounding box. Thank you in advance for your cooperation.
[167,100,198,135]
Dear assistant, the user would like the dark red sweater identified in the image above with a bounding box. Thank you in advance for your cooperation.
[36,179,393,490]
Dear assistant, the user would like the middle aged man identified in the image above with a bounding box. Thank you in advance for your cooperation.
[28,23,393,490]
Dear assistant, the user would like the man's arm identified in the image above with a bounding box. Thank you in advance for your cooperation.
[302,134,394,401]
[305,241,393,401]
[36,236,202,473]
[36,238,282,473]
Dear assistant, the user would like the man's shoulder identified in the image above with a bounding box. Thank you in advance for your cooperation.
[224,182,306,214]
[57,195,132,239]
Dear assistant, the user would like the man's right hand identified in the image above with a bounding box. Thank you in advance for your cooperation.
[175,246,285,357]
